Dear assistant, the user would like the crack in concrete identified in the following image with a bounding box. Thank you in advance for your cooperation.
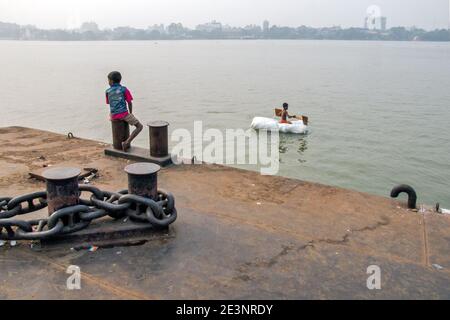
[234,216,391,281]
[298,215,391,250]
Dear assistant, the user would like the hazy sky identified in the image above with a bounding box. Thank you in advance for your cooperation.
[0,0,449,30]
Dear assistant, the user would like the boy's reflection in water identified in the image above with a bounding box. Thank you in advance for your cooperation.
[279,134,308,164]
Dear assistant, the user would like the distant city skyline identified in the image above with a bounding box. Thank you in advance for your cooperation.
[2,18,449,42]
[0,0,449,31]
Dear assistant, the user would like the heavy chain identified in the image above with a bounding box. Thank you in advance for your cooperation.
[0,186,177,241]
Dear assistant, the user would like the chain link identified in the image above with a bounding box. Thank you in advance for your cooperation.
[0,185,177,241]
[0,192,47,219]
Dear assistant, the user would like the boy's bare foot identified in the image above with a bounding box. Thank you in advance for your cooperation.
[122,141,131,152]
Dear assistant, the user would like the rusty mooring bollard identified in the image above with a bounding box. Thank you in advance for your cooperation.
[112,120,130,150]
[148,121,169,158]
[42,167,81,215]
[125,163,161,200]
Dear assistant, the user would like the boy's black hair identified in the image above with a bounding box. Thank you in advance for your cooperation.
[108,71,122,84]
[283,102,289,108]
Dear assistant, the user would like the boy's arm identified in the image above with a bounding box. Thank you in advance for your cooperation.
[124,88,134,113]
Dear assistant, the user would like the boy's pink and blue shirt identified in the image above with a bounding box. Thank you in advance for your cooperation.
[106,85,133,120]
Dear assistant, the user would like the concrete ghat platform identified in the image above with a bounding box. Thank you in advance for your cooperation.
[0,126,449,300]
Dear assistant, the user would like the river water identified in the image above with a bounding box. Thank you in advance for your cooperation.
[1,40,449,207]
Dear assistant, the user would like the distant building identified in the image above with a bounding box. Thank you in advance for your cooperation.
[20,25,38,40]
[364,15,387,31]
[263,20,270,33]
[244,24,261,31]
[196,20,222,32]
[80,22,99,33]
[167,23,185,35]
[380,17,387,31]
[222,24,233,32]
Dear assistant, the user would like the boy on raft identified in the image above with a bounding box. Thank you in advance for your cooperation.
[278,102,309,126]
[280,103,296,124]
[106,71,143,151]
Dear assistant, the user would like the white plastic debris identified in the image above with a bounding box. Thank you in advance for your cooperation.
[10,241,18,247]
[433,264,444,270]
[436,203,450,215]
[88,246,99,252]
[82,172,97,185]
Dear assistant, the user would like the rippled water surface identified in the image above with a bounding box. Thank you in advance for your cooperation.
[1,40,449,206]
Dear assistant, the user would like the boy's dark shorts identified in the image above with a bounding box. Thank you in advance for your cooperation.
[122,113,141,127]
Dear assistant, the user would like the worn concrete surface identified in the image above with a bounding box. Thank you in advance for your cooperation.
[0,126,449,300]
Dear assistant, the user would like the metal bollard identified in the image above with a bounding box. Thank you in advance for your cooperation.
[148,121,169,158]
[42,167,81,215]
[391,185,417,210]
[125,163,161,200]
[112,120,130,150]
